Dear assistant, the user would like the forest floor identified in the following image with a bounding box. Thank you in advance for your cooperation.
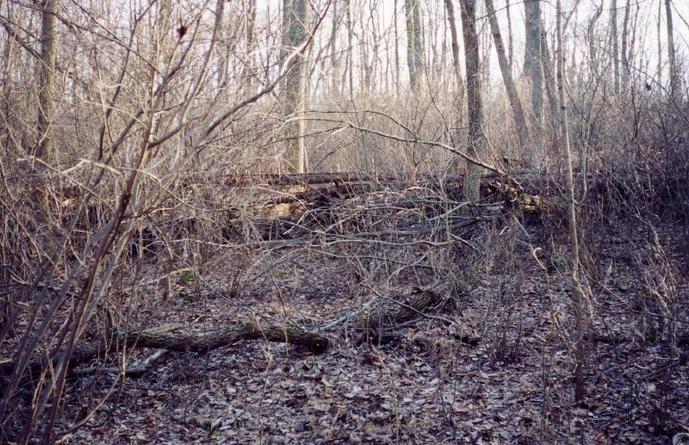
[59,219,689,445]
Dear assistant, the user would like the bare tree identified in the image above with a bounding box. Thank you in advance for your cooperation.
[621,0,631,92]
[282,0,310,173]
[665,0,677,97]
[506,0,514,71]
[392,0,400,95]
[556,0,588,403]
[345,0,354,95]
[404,0,424,91]
[444,0,463,92]
[485,0,529,148]
[524,0,543,126]
[244,0,257,91]
[36,0,59,163]
[610,0,619,94]
[459,0,485,201]
[329,0,340,94]
[586,2,603,79]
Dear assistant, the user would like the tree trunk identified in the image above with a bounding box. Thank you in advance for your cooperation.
[459,0,485,201]
[506,0,514,72]
[485,0,529,149]
[665,0,677,98]
[586,3,603,78]
[610,0,619,95]
[36,0,59,163]
[540,26,560,142]
[404,0,424,91]
[244,0,257,92]
[657,0,663,83]
[282,0,309,173]
[443,0,463,91]
[345,0,354,96]
[556,0,588,403]
[443,0,465,133]
[329,0,340,94]
[524,0,543,127]
[620,0,630,92]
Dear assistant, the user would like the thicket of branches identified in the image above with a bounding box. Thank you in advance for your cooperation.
[0,0,687,442]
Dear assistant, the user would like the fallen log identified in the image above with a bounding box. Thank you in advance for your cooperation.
[0,321,329,377]
[1,287,446,381]
[114,321,329,354]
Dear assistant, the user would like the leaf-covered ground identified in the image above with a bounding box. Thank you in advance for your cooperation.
[58,223,689,444]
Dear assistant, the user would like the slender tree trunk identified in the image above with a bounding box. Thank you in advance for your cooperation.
[586,3,603,79]
[244,0,256,92]
[657,0,663,83]
[540,26,559,138]
[329,0,340,94]
[36,0,59,163]
[282,0,309,173]
[556,0,587,403]
[485,0,529,148]
[345,0,354,96]
[665,0,677,98]
[610,0,619,94]
[629,1,640,85]
[393,0,401,96]
[444,0,463,92]
[404,0,424,91]
[620,0,630,92]
[459,0,485,201]
[524,0,543,126]
[443,0,464,130]
[506,0,514,73]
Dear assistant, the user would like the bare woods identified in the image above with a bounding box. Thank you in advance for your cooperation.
[1,0,688,443]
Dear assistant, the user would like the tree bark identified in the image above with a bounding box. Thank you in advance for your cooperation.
[459,0,485,201]
[345,0,354,96]
[506,0,514,72]
[244,0,257,92]
[404,0,424,91]
[620,0,630,92]
[610,0,619,95]
[540,25,560,142]
[586,3,603,79]
[524,0,543,126]
[282,0,309,173]
[36,0,59,163]
[485,0,529,148]
[556,0,587,403]
[329,0,340,94]
[665,0,677,98]
[443,0,463,93]
[118,322,329,354]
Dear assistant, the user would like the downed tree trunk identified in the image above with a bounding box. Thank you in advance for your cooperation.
[0,321,329,377]
[114,321,329,354]
[1,288,444,379]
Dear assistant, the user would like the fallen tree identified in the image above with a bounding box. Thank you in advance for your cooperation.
[0,287,447,378]
[113,321,330,354]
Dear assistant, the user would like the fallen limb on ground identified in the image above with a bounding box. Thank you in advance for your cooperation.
[0,321,329,377]
[113,321,329,354]
[0,287,447,379]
